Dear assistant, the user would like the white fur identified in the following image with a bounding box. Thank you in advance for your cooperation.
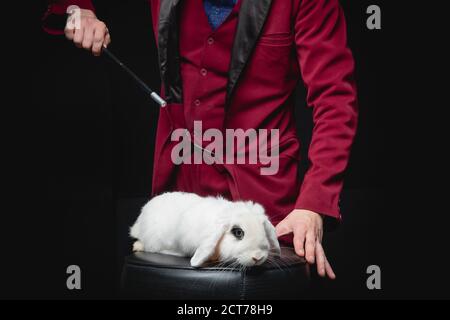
[129,192,281,267]
[132,240,144,252]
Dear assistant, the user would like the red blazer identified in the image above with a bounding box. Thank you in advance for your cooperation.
[44,0,358,233]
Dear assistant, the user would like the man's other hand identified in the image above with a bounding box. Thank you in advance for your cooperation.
[276,209,336,279]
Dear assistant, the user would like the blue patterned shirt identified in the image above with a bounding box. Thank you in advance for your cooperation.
[203,0,238,30]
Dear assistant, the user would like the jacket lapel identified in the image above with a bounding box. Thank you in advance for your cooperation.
[227,0,273,103]
[158,0,183,103]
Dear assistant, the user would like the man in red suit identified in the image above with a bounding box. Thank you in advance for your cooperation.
[44,0,358,280]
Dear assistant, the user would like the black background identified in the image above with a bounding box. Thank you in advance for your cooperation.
[3,0,447,300]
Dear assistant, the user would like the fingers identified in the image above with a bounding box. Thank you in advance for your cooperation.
[315,241,326,277]
[305,231,316,264]
[92,24,108,56]
[324,255,336,280]
[275,220,291,238]
[104,30,112,47]
[65,27,75,41]
[73,26,85,48]
[82,24,95,51]
[293,225,306,257]
[317,227,323,243]
[315,242,336,279]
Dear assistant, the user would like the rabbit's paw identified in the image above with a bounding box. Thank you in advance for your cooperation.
[133,241,144,252]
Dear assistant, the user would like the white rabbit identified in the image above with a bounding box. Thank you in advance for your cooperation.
[130,192,281,267]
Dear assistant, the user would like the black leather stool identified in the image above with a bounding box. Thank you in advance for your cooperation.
[121,247,310,300]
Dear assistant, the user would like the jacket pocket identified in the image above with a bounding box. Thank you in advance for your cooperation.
[258,32,294,46]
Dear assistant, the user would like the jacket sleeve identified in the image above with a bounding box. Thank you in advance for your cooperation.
[43,0,95,35]
[294,0,358,220]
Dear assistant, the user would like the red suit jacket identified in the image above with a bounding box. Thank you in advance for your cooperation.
[44,0,358,242]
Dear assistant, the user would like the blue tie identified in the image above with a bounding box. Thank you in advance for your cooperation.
[203,0,237,30]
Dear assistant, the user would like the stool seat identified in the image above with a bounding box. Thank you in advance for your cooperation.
[121,247,310,300]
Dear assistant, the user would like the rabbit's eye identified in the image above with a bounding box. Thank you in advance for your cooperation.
[231,226,245,240]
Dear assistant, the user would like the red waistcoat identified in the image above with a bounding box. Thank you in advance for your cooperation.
[172,0,243,199]
[179,0,242,133]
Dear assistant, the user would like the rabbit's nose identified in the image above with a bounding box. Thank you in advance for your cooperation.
[252,256,262,263]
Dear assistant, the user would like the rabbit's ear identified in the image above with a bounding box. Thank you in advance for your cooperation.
[264,220,281,257]
[190,222,229,267]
